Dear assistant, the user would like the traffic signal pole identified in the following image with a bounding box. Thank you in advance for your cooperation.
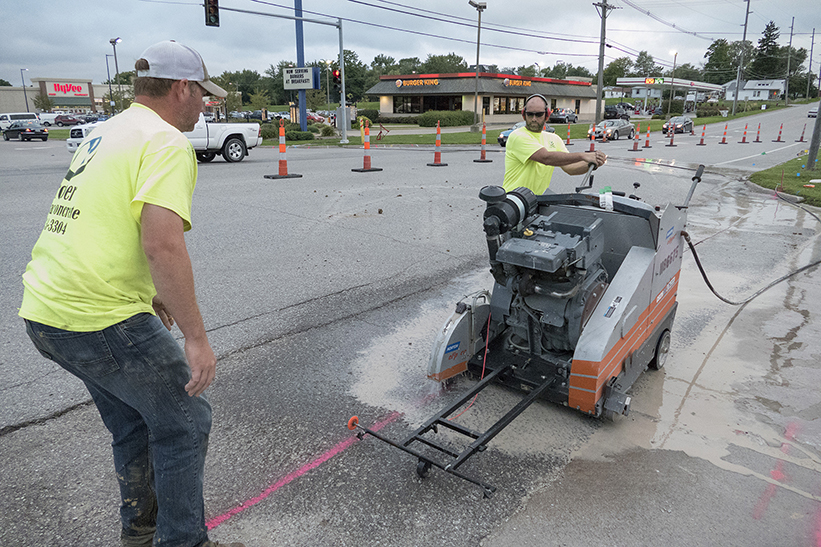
[207,4,349,143]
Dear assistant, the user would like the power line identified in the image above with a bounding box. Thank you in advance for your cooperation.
[616,0,714,40]
[246,0,601,58]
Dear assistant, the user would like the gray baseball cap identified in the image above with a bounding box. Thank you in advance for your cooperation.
[136,40,227,97]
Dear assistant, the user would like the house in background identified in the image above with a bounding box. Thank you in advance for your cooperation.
[723,79,786,101]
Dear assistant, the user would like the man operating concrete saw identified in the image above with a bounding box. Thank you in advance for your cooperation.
[503,93,606,194]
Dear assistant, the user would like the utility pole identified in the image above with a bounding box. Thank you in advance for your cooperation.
[731,0,750,116]
[807,29,815,100]
[593,0,618,124]
[808,101,821,171]
[785,17,794,105]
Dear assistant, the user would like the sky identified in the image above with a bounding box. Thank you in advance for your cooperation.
[1,0,818,87]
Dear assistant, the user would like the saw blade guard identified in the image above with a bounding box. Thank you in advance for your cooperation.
[427,291,491,381]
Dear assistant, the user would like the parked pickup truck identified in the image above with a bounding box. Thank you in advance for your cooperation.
[67,114,263,164]
[185,113,262,163]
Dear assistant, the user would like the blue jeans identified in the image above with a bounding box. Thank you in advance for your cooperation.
[26,314,212,547]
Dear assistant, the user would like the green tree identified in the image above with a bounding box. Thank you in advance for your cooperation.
[211,73,242,114]
[668,62,702,81]
[306,89,325,110]
[602,57,633,86]
[107,70,136,85]
[103,88,133,115]
[631,51,662,77]
[517,65,537,77]
[421,53,467,74]
[782,46,809,98]
[371,54,396,76]
[0,78,11,86]
[749,21,781,79]
[248,90,270,111]
[218,69,262,104]
[703,39,734,84]
[333,50,369,103]
[543,62,594,80]
[33,93,55,112]
[263,62,295,105]
[396,57,422,75]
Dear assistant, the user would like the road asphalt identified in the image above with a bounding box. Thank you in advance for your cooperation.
[1,102,819,547]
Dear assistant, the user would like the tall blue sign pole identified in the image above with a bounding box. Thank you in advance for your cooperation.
[295,0,307,131]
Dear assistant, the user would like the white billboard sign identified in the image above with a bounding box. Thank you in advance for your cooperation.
[283,68,315,90]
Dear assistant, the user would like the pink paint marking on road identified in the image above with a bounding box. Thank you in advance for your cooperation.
[206,411,402,530]
[752,421,800,521]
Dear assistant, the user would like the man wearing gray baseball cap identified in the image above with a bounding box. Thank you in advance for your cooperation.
[20,41,242,547]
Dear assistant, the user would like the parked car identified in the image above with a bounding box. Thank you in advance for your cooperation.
[306,112,325,123]
[604,105,630,120]
[275,111,291,121]
[0,112,39,130]
[3,120,48,141]
[809,105,818,118]
[498,120,555,147]
[203,112,216,122]
[66,123,101,153]
[587,119,634,140]
[38,112,59,126]
[662,116,694,134]
[615,102,634,111]
[185,112,263,163]
[54,115,82,126]
[548,108,578,124]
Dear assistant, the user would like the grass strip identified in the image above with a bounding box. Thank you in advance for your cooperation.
[749,153,821,207]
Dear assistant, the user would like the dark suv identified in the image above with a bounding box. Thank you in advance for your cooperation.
[54,115,82,126]
[604,105,630,120]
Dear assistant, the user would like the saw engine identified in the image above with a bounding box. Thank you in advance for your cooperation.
[483,186,609,357]
[428,173,699,417]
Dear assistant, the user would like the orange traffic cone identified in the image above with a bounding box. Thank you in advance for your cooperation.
[796,123,807,143]
[427,120,447,167]
[628,123,641,152]
[772,123,784,142]
[352,120,383,172]
[474,122,493,163]
[738,123,749,144]
[264,120,302,179]
[719,123,729,145]
[642,126,652,149]
[696,124,707,146]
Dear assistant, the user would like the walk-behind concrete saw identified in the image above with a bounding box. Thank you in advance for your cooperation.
[348,164,704,496]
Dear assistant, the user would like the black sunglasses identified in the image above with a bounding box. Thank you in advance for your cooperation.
[524,111,546,118]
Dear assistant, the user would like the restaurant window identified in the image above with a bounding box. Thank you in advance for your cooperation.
[492,96,528,114]
[393,96,423,113]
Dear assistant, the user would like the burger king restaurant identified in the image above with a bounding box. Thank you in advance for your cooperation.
[365,72,598,122]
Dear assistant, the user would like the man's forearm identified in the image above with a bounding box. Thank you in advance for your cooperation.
[141,204,207,342]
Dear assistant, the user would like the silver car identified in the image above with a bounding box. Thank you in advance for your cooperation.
[586,119,634,140]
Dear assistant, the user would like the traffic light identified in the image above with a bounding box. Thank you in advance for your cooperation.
[332,69,341,93]
[205,0,219,27]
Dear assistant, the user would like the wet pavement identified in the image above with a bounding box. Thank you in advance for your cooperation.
[1,103,819,546]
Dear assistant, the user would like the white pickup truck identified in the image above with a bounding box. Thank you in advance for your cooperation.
[185,113,263,163]
[67,114,264,163]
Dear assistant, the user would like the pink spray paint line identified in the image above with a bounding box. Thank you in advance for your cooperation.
[206,411,402,530]
[751,421,800,521]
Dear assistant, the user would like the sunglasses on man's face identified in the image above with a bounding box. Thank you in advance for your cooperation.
[524,111,546,118]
